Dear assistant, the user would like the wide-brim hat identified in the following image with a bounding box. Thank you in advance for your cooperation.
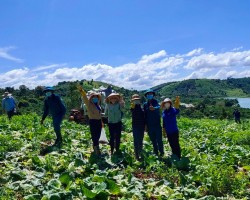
[106,93,121,103]
[89,91,102,101]
[144,89,155,97]
[2,91,11,97]
[43,86,55,93]
[160,98,172,108]
[131,94,141,101]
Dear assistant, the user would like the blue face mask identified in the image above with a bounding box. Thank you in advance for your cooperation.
[46,92,52,97]
[147,94,153,100]
[92,97,99,103]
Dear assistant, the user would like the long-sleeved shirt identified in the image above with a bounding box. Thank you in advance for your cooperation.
[79,91,102,120]
[143,99,161,126]
[42,94,66,120]
[131,104,145,127]
[2,96,16,112]
[162,107,180,135]
[105,103,123,123]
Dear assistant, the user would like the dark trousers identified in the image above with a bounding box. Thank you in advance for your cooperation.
[108,121,122,153]
[52,115,64,142]
[89,119,102,147]
[132,125,144,158]
[147,125,164,155]
[7,109,15,120]
[167,132,181,158]
[235,118,241,124]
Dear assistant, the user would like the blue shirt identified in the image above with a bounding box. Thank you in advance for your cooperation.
[162,107,180,135]
[143,99,161,126]
[2,96,16,112]
[42,94,66,120]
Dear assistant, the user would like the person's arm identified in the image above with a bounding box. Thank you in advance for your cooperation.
[154,101,160,110]
[41,100,49,124]
[77,86,89,105]
[104,104,108,116]
[119,96,125,111]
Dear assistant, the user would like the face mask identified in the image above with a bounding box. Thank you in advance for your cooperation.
[110,98,118,104]
[92,97,99,103]
[134,100,140,105]
[147,94,153,100]
[164,103,171,109]
[46,92,52,97]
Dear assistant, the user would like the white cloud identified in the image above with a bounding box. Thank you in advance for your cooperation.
[32,63,68,72]
[185,50,250,70]
[185,48,203,57]
[0,48,249,90]
[0,46,23,62]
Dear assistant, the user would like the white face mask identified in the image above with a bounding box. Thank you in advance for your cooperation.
[164,102,171,109]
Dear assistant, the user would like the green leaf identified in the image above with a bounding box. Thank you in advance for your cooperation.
[48,179,61,189]
[107,179,120,195]
[24,194,41,200]
[93,182,107,193]
[32,156,43,166]
[59,172,72,185]
[82,185,97,198]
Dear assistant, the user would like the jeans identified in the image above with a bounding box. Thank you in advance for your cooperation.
[89,119,102,147]
[108,121,122,153]
[52,115,64,142]
[147,124,164,155]
[167,132,181,158]
[132,125,144,158]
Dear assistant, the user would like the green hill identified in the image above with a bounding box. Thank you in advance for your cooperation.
[1,77,249,119]
[152,77,250,99]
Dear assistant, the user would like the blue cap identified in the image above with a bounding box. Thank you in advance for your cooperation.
[144,89,155,97]
[43,86,55,92]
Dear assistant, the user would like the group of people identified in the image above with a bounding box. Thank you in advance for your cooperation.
[77,86,182,160]
[1,86,182,160]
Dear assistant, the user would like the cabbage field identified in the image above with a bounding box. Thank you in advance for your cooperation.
[0,114,249,200]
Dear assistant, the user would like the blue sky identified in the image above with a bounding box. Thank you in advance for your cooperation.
[0,0,250,90]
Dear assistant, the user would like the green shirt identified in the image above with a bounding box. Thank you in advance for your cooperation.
[105,103,123,123]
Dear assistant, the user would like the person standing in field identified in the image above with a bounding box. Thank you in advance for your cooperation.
[105,93,125,155]
[161,96,181,159]
[130,94,145,160]
[78,86,103,155]
[41,86,66,148]
[2,91,17,120]
[143,89,164,156]
[233,109,241,124]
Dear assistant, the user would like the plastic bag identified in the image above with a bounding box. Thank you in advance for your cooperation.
[99,128,109,144]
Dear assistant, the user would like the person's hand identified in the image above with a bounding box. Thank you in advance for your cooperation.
[174,96,180,109]
[149,105,155,111]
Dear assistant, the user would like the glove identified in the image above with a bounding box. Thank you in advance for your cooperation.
[77,85,87,96]
[130,102,135,109]
[174,96,180,109]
